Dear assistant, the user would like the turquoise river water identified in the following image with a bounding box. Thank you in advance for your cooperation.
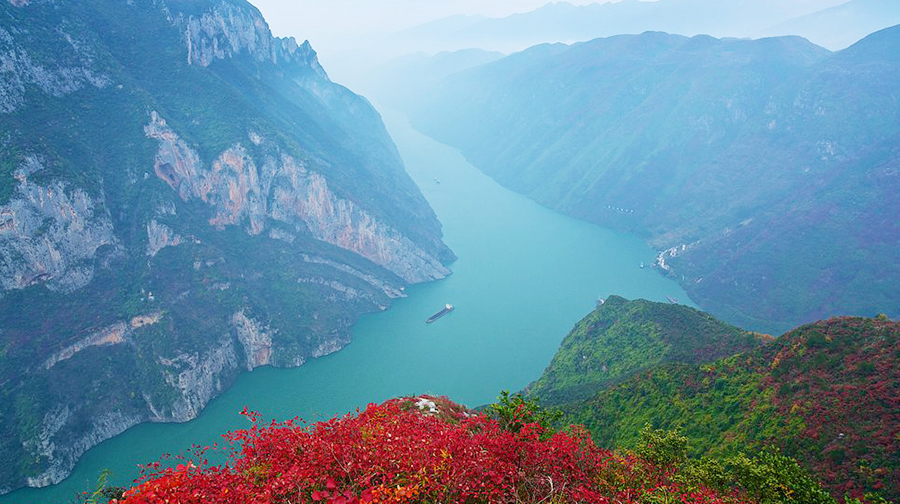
[2,111,693,504]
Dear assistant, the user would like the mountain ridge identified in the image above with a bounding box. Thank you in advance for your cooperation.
[524,295,766,405]
[396,27,900,334]
[0,0,452,493]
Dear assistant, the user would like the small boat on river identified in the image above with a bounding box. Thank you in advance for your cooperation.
[426,304,454,323]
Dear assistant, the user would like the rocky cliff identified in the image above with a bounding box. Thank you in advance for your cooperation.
[0,0,452,493]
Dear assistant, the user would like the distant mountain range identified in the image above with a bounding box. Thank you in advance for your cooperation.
[758,0,900,50]
[527,297,900,500]
[0,0,452,493]
[388,27,900,335]
[379,0,898,54]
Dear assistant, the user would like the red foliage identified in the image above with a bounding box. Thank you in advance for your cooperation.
[118,396,730,504]
[765,317,900,499]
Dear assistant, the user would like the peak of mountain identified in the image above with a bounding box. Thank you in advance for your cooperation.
[525,295,765,405]
[760,0,900,50]
[838,23,900,61]
[0,0,452,493]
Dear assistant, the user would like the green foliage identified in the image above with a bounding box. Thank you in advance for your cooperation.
[678,449,837,504]
[526,296,763,405]
[635,424,688,468]
[73,468,125,504]
[487,390,563,439]
[547,316,900,501]
[724,449,835,504]
[845,494,894,504]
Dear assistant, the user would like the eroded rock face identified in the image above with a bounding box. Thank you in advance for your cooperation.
[0,24,110,114]
[300,254,404,298]
[176,0,326,79]
[25,408,143,488]
[146,219,184,257]
[42,322,128,370]
[0,159,118,295]
[144,112,450,283]
[232,310,274,370]
[160,336,241,421]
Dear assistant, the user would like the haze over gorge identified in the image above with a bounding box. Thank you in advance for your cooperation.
[380,27,900,335]
[0,0,898,503]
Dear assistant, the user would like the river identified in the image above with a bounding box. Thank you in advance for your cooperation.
[2,111,693,504]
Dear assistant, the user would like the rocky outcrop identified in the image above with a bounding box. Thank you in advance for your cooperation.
[175,0,326,79]
[42,322,127,370]
[311,331,351,358]
[232,310,274,370]
[42,313,163,370]
[0,158,118,295]
[159,336,240,422]
[144,112,450,283]
[297,276,367,303]
[146,219,184,257]
[25,408,142,488]
[26,317,245,488]
[300,254,405,298]
[0,23,110,114]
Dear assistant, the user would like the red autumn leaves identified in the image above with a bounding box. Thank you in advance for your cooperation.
[118,396,730,504]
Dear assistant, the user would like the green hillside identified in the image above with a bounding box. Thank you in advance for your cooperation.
[525,295,766,405]
[549,315,900,499]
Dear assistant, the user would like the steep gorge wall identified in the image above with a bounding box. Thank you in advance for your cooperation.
[0,0,452,493]
[144,111,449,283]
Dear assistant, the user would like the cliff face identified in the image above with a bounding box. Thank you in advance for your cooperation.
[0,0,452,493]
[144,112,449,282]
[0,158,119,294]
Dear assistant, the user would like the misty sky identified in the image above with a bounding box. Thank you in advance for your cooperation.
[250,0,617,52]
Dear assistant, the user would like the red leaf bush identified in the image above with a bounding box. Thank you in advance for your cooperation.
[118,396,732,504]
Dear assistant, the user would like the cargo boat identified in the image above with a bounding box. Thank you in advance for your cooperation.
[426,304,454,323]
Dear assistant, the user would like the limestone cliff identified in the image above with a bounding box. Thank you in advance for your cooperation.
[0,21,110,114]
[0,0,453,494]
[0,157,119,295]
[177,0,326,78]
[144,111,450,282]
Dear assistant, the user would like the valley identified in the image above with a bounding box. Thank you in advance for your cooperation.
[0,109,692,504]
[1,1,898,502]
